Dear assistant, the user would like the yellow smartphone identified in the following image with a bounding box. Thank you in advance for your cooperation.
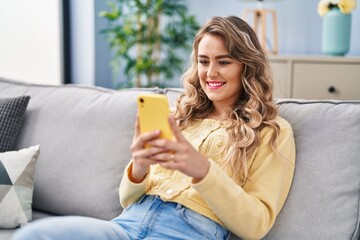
[137,94,173,141]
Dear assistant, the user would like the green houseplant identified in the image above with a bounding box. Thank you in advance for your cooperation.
[100,0,199,88]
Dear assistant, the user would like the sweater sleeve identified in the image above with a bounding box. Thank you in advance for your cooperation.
[119,161,151,208]
[192,125,296,240]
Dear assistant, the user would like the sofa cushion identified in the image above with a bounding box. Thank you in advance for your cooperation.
[263,99,360,240]
[0,209,56,240]
[0,96,30,152]
[0,78,162,220]
[0,145,40,228]
[164,88,184,106]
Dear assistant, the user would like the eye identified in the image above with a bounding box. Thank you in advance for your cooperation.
[198,59,209,65]
[219,60,231,65]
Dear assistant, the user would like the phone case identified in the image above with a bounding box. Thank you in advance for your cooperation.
[137,94,172,140]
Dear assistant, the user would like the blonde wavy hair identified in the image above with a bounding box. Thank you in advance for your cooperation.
[173,16,280,183]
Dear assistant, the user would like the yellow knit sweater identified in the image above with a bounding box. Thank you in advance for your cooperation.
[119,116,296,239]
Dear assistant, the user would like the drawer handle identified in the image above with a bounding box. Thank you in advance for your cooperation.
[328,86,336,93]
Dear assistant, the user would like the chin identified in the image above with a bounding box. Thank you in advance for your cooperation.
[205,93,221,102]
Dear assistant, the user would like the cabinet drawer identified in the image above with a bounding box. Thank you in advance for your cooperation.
[293,63,360,100]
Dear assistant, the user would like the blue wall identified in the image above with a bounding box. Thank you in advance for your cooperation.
[74,0,360,88]
[185,0,360,55]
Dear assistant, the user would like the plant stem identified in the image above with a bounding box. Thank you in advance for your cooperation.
[136,14,142,87]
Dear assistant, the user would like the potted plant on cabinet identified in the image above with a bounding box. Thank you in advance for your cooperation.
[100,0,200,88]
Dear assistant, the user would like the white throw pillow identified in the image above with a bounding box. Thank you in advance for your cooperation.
[0,145,40,228]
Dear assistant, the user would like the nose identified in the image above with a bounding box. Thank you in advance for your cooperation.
[207,63,218,79]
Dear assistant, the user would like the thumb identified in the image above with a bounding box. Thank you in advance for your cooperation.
[168,116,186,143]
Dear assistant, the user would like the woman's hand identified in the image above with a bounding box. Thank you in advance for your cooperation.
[147,116,210,183]
[129,116,166,183]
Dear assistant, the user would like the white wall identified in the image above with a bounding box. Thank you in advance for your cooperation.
[70,0,113,87]
[0,0,63,85]
[70,0,94,85]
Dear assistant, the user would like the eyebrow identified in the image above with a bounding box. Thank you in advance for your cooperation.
[198,54,232,59]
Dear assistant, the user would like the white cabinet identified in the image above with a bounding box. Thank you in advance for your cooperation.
[269,55,360,100]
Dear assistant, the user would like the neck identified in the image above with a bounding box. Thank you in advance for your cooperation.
[208,109,225,120]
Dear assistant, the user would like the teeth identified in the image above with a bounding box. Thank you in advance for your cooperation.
[208,82,224,87]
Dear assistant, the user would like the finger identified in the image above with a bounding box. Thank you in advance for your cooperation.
[139,130,161,144]
[131,130,161,151]
[158,160,178,170]
[134,114,140,138]
[150,152,175,162]
[133,146,164,159]
[147,138,171,149]
[168,116,187,143]
[148,146,169,157]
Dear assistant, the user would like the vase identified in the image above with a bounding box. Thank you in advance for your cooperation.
[322,7,352,56]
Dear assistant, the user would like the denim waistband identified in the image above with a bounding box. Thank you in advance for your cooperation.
[113,194,230,240]
[137,195,180,208]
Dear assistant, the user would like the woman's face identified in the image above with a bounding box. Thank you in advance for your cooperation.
[197,34,245,110]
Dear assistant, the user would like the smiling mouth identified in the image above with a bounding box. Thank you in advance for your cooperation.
[207,81,226,89]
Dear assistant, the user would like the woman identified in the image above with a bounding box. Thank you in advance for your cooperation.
[13,16,295,240]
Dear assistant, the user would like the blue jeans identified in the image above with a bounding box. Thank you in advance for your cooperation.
[13,195,230,240]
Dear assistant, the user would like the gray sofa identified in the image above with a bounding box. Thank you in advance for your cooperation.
[0,77,359,240]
